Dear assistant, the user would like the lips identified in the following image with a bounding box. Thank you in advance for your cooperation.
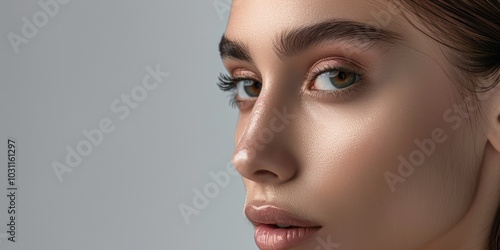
[245,202,322,250]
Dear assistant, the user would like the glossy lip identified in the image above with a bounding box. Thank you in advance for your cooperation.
[245,202,322,250]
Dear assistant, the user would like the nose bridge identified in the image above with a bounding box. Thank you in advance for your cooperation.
[237,67,300,151]
[238,102,295,152]
[232,86,299,184]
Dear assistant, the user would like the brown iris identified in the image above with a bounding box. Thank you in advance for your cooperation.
[327,70,357,89]
[243,80,262,97]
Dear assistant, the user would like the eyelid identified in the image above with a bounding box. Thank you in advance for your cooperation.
[231,68,261,81]
[225,69,261,109]
[301,57,368,101]
[305,57,365,82]
[220,58,367,106]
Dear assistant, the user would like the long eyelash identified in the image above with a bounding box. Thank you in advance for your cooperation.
[217,73,240,108]
[218,65,366,108]
[217,73,237,91]
[312,65,364,79]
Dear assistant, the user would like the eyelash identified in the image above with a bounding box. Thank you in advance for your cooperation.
[217,65,366,108]
[306,65,365,101]
[216,73,256,108]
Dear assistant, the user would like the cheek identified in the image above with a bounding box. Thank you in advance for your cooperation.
[297,72,463,247]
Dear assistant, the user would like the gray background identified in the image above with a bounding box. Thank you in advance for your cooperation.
[0,0,256,249]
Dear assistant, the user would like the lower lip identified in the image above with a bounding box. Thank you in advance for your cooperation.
[254,224,321,250]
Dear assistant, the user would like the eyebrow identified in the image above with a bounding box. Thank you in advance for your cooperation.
[219,19,403,61]
[219,36,253,62]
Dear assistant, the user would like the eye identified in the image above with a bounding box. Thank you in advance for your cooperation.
[236,79,262,99]
[216,73,261,108]
[312,68,361,91]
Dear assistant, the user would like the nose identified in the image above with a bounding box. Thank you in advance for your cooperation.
[231,100,299,185]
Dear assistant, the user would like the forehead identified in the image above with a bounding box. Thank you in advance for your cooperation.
[222,0,448,75]
[226,0,407,38]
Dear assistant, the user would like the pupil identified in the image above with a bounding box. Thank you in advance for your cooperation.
[244,81,262,97]
[338,72,346,80]
[254,82,262,89]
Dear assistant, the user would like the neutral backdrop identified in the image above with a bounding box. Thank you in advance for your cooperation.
[0,0,256,249]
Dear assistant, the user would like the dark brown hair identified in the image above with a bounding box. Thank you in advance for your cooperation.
[395,1,499,249]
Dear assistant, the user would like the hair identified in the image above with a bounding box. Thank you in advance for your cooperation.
[394,1,500,249]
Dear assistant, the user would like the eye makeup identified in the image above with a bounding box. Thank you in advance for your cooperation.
[217,56,369,108]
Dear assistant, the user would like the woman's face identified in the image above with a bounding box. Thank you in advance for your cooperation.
[220,0,488,249]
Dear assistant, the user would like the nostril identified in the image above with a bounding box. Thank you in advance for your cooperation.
[254,170,279,178]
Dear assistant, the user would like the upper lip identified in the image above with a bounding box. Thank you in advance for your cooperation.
[244,201,322,228]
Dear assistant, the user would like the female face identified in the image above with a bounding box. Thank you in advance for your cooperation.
[219,0,494,249]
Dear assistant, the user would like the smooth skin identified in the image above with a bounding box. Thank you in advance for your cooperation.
[221,0,500,249]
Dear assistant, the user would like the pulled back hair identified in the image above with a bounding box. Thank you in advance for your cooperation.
[395,1,499,249]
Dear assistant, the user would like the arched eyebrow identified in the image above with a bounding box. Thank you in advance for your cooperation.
[219,19,403,62]
[219,35,253,63]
